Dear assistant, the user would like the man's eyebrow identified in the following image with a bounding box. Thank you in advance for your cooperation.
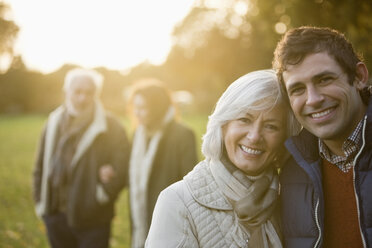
[286,70,339,91]
[311,71,338,81]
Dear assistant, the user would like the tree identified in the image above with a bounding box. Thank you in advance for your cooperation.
[0,1,19,72]
[160,0,372,113]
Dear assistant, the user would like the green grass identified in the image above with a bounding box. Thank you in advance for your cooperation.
[0,114,207,248]
[0,115,47,248]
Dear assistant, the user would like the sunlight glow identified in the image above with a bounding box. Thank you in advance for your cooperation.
[275,22,287,34]
[8,0,195,73]
[234,1,249,16]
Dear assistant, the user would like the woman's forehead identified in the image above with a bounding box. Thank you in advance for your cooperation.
[238,104,286,120]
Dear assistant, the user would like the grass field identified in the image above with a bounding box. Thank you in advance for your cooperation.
[0,113,207,248]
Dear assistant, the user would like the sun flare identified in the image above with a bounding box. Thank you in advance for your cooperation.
[8,0,194,73]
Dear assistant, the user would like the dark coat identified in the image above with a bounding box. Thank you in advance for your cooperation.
[33,105,130,229]
[130,120,198,229]
[279,97,372,248]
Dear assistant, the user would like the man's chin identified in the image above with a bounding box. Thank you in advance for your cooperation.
[309,127,340,141]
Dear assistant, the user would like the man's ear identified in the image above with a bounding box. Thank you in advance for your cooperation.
[355,62,371,104]
[355,62,369,90]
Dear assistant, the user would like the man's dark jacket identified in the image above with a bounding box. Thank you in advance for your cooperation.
[33,103,130,229]
[280,97,372,248]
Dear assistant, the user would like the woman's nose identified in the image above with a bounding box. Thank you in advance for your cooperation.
[246,125,261,143]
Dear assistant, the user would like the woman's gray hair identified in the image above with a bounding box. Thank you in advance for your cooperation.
[63,68,104,96]
[202,69,301,161]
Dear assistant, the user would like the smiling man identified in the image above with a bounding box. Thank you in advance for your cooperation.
[273,26,372,248]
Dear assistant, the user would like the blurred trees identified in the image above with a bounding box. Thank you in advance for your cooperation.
[160,0,372,112]
[0,2,18,68]
[0,1,20,113]
[1,0,372,114]
[0,62,132,114]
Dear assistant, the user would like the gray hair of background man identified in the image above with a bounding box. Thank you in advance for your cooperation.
[63,68,104,96]
[202,69,301,162]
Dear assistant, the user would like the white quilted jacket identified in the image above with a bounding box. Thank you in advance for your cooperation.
[145,161,249,248]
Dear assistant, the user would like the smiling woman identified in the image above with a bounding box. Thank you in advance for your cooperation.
[145,70,301,248]
[7,0,195,73]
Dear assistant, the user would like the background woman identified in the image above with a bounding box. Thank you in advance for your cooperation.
[127,78,198,248]
[145,70,300,247]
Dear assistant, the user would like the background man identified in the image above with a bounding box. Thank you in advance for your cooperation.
[33,68,130,248]
[273,26,372,247]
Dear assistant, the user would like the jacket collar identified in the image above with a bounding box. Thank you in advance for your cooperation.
[184,160,232,210]
[45,101,107,169]
[286,129,319,164]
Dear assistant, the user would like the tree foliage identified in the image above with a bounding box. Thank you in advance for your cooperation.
[161,0,372,112]
[1,0,372,114]
[0,2,18,63]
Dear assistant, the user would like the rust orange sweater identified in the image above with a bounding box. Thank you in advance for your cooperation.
[322,159,364,247]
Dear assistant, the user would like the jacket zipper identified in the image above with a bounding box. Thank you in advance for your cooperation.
[313,198,321,248]
[352,116,367,248]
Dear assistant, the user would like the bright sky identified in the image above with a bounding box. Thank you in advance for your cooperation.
[7,0,195,74]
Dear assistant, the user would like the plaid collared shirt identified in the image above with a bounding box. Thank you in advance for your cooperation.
[319,116,365,173]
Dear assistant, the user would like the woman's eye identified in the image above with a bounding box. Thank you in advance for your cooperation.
[265,124,279,131]
[238,117,251,123]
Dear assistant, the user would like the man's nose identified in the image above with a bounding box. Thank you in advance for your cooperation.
[306,85,324,106]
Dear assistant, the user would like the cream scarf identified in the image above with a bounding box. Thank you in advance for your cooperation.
[210,158,282,248]
[129,107,174,248]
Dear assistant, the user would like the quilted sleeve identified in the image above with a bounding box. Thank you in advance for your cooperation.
[145,181,199,248]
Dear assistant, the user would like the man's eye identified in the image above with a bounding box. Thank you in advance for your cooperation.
[289,86,305,96]
[319,77,333,84]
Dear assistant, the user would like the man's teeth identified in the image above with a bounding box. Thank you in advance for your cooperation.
[311,109,332,118]
[241,145,262,155]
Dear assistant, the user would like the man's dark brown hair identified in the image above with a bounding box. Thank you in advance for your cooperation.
[273,26,363,87]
